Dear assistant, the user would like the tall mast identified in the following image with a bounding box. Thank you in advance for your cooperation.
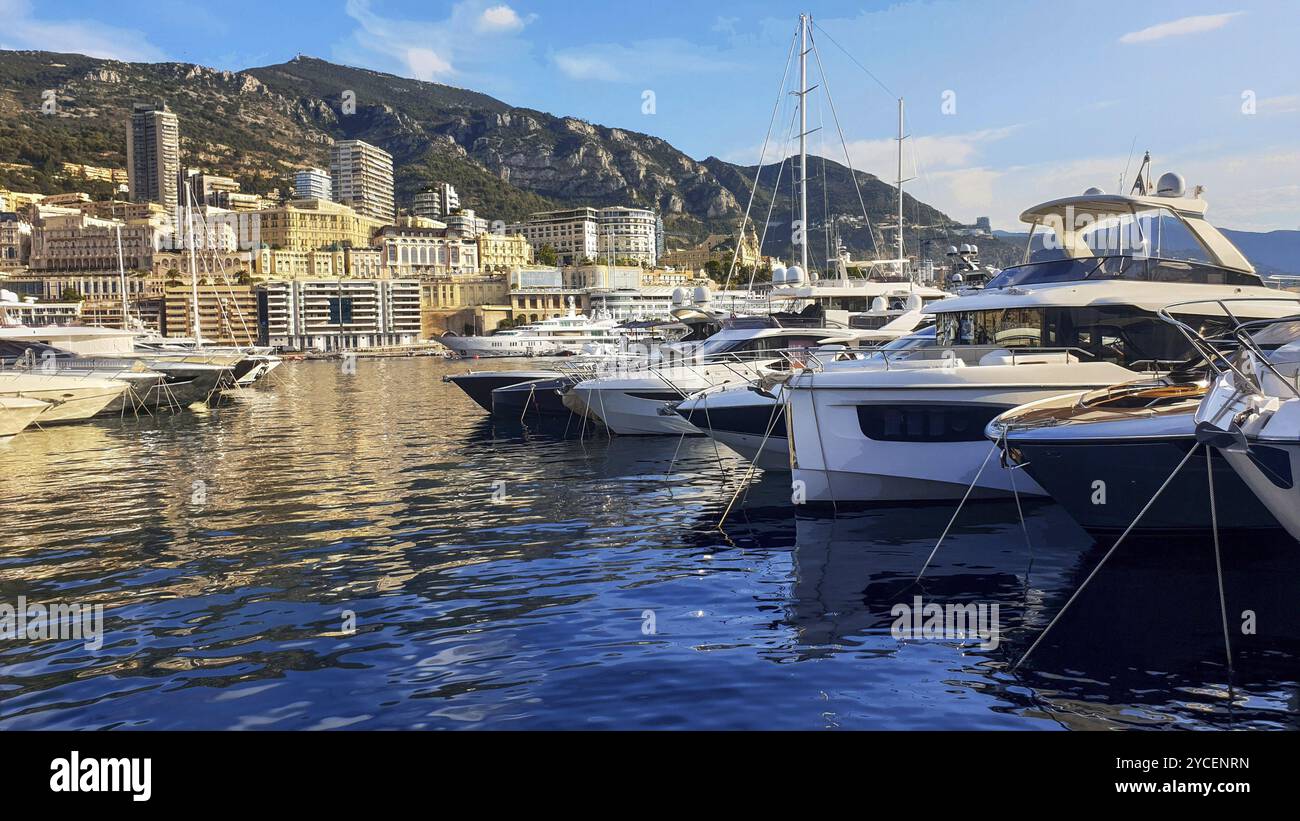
[114,223,129,330]
[184,184,202,344]
[896,97,905,268]
[797,14,809,275]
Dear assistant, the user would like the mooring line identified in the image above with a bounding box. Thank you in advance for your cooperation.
[717,390,785,530]
[906,443,999,591]
[1014,442,1202,671]
[1206,447,1236,688]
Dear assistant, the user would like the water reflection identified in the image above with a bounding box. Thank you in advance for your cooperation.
[0,358,1295,729]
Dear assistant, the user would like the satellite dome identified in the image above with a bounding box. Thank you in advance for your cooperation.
[1083,186,1105,196]
[969,244,978,255]
[960,243,973,254]
[950,273,965,284]
[871,296,887,312]
[771,265,787,284]
[947,245,959,255]
[809,271,819,281]
[693,285,711,304]
[905,292,924,311]
[787,265,805,284]
[1156,172,1186,197]
[671,287,686,305]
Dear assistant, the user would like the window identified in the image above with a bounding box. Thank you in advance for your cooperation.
[857,404,1011,442]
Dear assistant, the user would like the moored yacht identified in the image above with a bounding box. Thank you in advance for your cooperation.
[0,395,49,438]
[438,306,639,359]
[1175,298,1300,541]
[568,316,861,435]
[785,174,1297,503]
[0,372,130,423]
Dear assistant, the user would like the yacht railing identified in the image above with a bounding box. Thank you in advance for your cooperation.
[1158,296,1300,400]
[790,344,1101,374]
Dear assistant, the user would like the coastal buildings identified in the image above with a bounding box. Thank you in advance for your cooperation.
[477,232,531,271]
[294,168,333,201]
[508,208,599,266]
[163,283,260,345]
[660,228,764,272]
[329,140,395,223]
[443,209,488,239]
[182,170,241,208]
[252,198,385,253]
[508,206,659,266]
[413,183,459,219]
[376,224,479,277]
[259,278,422,350]
[420,274,510,337]
[0,213,32,268]
[28,213,165,272]
[126,102,181,212]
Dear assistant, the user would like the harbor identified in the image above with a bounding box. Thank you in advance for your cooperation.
[1,1,1299,768]
[5,354,1299,730]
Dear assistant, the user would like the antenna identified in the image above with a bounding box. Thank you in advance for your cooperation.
[797,14,810,276]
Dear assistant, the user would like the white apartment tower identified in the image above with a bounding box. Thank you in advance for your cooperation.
[294,167,333,201]
[127,102,181,212]
[329,140,395,224]
[413,182,460,219]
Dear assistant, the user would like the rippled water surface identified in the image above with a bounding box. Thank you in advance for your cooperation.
[2,358,1298,730]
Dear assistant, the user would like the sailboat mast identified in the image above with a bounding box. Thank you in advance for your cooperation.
[798,13,809,276]
[184,185,202,344]
[896,97,905,268]
[114,223,129,330]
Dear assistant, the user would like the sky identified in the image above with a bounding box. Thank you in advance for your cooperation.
[2,0,1298,232]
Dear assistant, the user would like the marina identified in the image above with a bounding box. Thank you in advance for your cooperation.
[4,355,1300,730]
[1,1,1298,768]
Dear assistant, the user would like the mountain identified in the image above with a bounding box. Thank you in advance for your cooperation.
[1223,229,1300,276]
[0,49,991,259]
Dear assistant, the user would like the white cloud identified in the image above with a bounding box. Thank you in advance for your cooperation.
[477,5,531,33]
[339,0,535,84]
[550,39,741,83]
[406,47,453,81]
[1119,12,1243,45]
[0,0,165,61]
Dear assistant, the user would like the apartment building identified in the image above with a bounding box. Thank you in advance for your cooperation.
[294,167,333,201]
[127,102,181,212]
[259,278,422,350]
[329,140,395,223]
[163,283,260,345]
[29,213,166,272]
[476,232,532,271]
[596,206,658,265]
[0,213,32,268]
[252,198,384,252]
[413,183,459,219]
[507,207,599,266]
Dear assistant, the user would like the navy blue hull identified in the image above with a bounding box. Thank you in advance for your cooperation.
[492,378,574,417]
[445,371,558,412]
[1013,436,1283,533]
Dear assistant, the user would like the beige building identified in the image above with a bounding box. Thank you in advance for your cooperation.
[163,284,260,345]
[376,224,479,277]
[0,190,46,213]
[661,228,764,271]
[1,214,32,268]
[29,213,167,272]
[252,198,385,252]
[329,139,395,223]
[477,233,532,272]
[420,274,510,337]
[61,163,128,185]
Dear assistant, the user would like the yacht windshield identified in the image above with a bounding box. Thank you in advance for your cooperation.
[986,255,1261,290]
[935,306,1231,369]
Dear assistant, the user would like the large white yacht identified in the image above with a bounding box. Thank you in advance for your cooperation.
[567,316,862,435]
[0,395,49,438]
[785,173,1298,503]
[438,306,639,359]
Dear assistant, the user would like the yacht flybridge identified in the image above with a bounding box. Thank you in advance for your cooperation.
[785,172,1297,503]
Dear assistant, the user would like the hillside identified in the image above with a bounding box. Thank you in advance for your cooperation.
[1,49,991,259]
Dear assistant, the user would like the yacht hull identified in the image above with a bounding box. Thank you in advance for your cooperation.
[675,389,789,469]
[573,382,700,435]
[0,396,49,438]
[444,371,559,412]
[491,378,575,417]
[1011,434,1281,533]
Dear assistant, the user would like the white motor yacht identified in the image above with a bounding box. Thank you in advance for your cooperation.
[438,306,641,359]
[786,173,1298,503]
[568,316,862,435]
[0,395,49,438]
[0,372,130,423]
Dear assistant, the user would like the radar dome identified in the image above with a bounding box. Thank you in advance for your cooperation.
[786,265,805,284]
[1156,172,1186,197]
[693,286,711,304]
[671,287,686,306]
[905,292,924,311]
[771,265,787,284]
[947,245,959,255]
[950,273,965,284]
[871,296,887,312]
[1083,186,1105,196]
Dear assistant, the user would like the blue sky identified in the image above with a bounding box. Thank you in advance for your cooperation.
[3,0,1298,231]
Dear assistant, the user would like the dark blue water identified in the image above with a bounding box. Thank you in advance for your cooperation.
[1,358,1297,729]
